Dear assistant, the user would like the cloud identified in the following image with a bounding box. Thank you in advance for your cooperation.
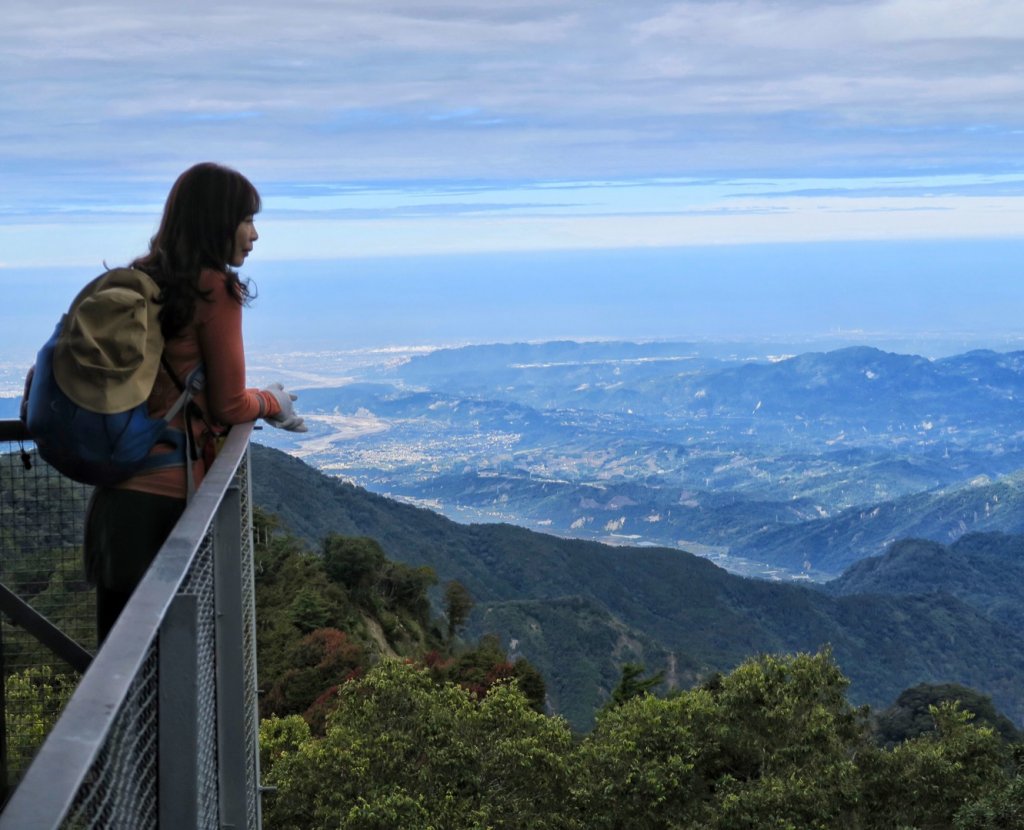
[6,1,1024,174]
[3,0,1024,265]
[4,173,1024,268]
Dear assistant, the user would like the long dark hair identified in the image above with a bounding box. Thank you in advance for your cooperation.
[133,162,261,338]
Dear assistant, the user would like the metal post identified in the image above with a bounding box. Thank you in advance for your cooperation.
[214,481,247,827]
[159,593,200,828]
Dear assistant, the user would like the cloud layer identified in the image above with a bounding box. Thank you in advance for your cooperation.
[3,0,1024,264]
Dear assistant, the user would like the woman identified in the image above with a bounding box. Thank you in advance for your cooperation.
[84,161,306,641]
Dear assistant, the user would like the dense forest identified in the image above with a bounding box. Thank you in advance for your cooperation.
[248,509,1024,829]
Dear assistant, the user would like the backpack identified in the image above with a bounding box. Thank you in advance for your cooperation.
[21,268,205,488]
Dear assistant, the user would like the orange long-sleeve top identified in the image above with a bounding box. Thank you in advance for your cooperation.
[116,268,280,499]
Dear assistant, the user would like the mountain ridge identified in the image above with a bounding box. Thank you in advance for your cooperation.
[253,339,1024,581]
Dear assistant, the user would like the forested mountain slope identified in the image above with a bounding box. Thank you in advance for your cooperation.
[825,532,1024,630]
[251,443,1024,729]
[734,474,1024,574]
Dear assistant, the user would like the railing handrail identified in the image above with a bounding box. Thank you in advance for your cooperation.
[0,421,27,443]
[0,421,257,828]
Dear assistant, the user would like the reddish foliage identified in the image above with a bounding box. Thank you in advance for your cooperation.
[484,661,517,688]
[304,684,341,735]
[299,627,365,671]
[264,628,368,723]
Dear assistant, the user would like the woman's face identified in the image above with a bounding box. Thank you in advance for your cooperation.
[229,215,258,267]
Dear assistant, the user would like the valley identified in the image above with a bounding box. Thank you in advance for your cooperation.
[252,339,1024,580]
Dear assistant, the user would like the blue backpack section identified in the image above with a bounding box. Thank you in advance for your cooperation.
[24,317,200,487]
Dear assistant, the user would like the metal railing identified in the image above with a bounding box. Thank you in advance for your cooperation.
[0,420,262,829]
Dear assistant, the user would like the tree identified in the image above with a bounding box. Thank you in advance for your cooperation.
[4,667,76,778]
[956,751,1024,830]
[860,702,1011,829]
[263,628,366,722]
[288,588,332,633]
[606,662,664,709]
[422,633,548,713]
[705,650,868,829]
[874,682,1023,747]
[443,580,474,642]
[260,660,574,830]
[321,535,387,596]
[379,562,436,625]
[572,683,720,829]
[572,650,869,829]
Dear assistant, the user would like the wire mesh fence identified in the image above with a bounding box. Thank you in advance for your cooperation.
[62,647,160,827]
[0,435,94,796]
[177,533,221,830]
[238,465,262,830]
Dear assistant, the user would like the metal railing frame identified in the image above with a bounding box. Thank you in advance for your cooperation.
[0,581,92,675]
[0,421,262,829]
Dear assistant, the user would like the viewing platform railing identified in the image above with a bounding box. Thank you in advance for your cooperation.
[0,419,262,829]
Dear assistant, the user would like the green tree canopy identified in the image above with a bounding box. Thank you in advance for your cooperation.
[259,649,1022,829]
[606,662,665,709]
[260,660,573,830]
[322,534,388,596]
[875,682,1024,747]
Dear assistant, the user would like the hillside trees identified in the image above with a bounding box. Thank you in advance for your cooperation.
[426,633,547,713]
[260,661,574,830]
[251,509,545,724]
[247,506,1022,826]
[955,747,1024,830]
[443,579,474,642]
[875,682,1024,747]
[259,649,1023,829]
[322,533,437,639]
[605,662,665,709]
[574,650,866,829]
[860,702,1010,829]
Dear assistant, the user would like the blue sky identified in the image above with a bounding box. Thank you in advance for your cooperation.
[3,1,1024,356]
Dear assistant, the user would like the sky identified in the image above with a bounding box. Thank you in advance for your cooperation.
[4,0,1024,358]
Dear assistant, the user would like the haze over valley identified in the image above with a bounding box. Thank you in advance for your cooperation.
[250,338,1024,581]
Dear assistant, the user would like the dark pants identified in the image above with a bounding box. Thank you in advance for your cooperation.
[84,488,186,643]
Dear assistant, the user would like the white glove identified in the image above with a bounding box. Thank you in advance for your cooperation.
[263,382,308,432]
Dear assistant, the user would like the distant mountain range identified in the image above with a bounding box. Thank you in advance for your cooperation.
[250,443,1024,731]
[257,340,1024,581]
[392,342,1024,440]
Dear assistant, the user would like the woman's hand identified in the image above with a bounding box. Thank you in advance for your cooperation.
[262,382,307,432]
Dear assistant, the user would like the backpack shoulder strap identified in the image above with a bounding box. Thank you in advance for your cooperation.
[159,356,206,423]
